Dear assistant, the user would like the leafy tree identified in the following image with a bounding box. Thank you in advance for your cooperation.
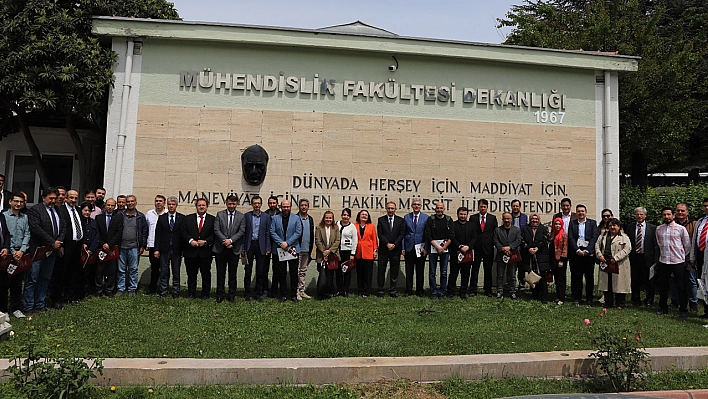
[0,0,179,194]
[498,0,707,186]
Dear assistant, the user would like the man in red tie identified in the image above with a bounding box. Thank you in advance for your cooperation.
[469,199,498,297]
[182,198,216,299]
[690,198,708,318]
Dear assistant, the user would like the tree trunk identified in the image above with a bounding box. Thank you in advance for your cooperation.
[66,110,87,196]
[15,108,52,189]
[631,150,648,187]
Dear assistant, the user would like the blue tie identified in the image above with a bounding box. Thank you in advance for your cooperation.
[106,213,112,229]
[170,214,175,231]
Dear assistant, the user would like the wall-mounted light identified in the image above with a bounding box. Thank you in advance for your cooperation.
[389,55,398,72]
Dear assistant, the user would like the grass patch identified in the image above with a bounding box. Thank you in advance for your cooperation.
[3,370,708,399]
[0,292,706,359]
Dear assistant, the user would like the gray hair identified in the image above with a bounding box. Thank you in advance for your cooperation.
[166,196,178,203]
[634,207,647,214]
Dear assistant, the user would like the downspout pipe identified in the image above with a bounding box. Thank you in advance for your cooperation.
[603,71,612,208]
[112,39,134,196]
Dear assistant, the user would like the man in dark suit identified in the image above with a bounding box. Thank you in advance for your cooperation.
[269,199,302,303]
[493,212,523,299]
[448,206,477,299]
[154,196,185,298]
[376,201,405,297]
[95,198,123,296]
[24,187,66,314]
[213,195,245,303]
[0,174,11,213]
[626,207,659,307]
[553,197,578,235]
[52,189,83,307]
[568,204,599,306]
[243,195,271,301]
[182,198,215,299]
[469,199,498,297]
[403,198,429,297]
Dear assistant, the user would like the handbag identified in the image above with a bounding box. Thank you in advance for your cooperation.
[523,255,542,288]
[80,247,98,267]
[599,258,619,274]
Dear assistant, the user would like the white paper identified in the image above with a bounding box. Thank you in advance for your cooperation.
[277,246,297,261]
[430,239,448,254]
[649,264,656,280]
[577,239,589,248]
[414,243,424,258]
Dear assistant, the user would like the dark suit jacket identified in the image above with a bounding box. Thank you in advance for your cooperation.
[213,209,246,254]
[57,204,82,252]
[451,220,478,250]
[626,221,659,266]
[493,225,522,262]
[154,212,185,255]
[81,217,100,252]
[243,211,272,256]
[377,214,405,251]
[96,212,123,248]
[521,224,550,271]
[469,212,498,256]
[27,203,66,255]
[403,212,430,252]
[568,218,599,256]
[553,212,579,223]
[1,189,11,212]
[181,213,215,258]
[0,213,10,251]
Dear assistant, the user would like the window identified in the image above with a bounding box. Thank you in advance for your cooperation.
[8,153,74,205]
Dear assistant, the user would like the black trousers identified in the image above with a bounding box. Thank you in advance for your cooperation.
[404,250,425,296]
[147,248,161,293]
[570,254,595,303]
[95,259,117,296]
[159,247,181,296]
[472,249,494,295]
[336,250,353,295]
[269,252,279,297]
[553,260,568,302]
[273,258,298,299]
[447,254,460,296]
[356,259,374,295]
[377,247,401,294]
[659,262,687,313]
[603,272,626,307]
[630,253,655,305]
[0,270,24,313]
[185,255,212,298]
[215,249,239,300]
[531,272,549,302]
[52,241,80,304]
[247,241,267,298]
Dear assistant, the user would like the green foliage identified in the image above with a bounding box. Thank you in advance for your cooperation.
[620,183,708,225]
[5,318,103,399]
[498,0,708,175]
[589,326,649,392]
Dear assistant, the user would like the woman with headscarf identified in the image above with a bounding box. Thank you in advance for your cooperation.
[595,217,631,309]
[549,217,568,305]
[521,214,550,304]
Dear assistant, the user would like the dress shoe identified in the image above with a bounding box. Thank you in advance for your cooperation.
[172,293,179,299]
[200,295,210,301]
[389,292,398,298]
[187,295,195,300]
[496,292,503,299]
[243,296,251,302]
[279,297,287,303]
[376,292,384,298]
[586,300,593,307]
[216,297,224,303]
[679,311,688,319]
[115,290,124,297]
[460,294,468,300]
[510,293,517,300]
[572,300,580,306]
[656,309,668,315]
[291,297,298,303]
[53,302,64,310]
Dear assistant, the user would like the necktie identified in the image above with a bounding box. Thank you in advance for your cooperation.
[198,215,204,233]
[413,214,418,230]
[228,213,233,231]
[71,207,83,241]
[636,224,643,253]
[106,213,111,229]
[50,208,59,238]
[699,222,708,252]
[170,214,174,231]
[389,217,393,230]
[480,215,486,232]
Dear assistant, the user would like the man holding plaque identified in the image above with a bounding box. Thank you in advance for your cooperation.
[448,207,477,299]
[493,212,522,299]
[376,202,405,298]
[425,201,453,299]
[24,187,65,314]
[269,199,302,303]
[2,192,30,317]
[95,199,123,297]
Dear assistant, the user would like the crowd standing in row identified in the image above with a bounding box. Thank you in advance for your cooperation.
[0,174,706,319]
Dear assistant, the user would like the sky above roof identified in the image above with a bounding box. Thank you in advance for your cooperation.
[170,0,518,44]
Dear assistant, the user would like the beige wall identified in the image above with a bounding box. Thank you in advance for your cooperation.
[133,105,596,222]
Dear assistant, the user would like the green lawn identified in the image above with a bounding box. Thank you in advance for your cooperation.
[1,291,706,359]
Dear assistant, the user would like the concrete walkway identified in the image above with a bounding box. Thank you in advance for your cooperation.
[44,346,706,386]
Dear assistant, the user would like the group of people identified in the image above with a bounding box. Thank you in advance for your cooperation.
[1,173,706,319]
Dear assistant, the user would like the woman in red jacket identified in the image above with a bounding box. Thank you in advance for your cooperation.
[355,209,378,297]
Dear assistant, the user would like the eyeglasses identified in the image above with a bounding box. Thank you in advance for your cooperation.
[602,214,611,218]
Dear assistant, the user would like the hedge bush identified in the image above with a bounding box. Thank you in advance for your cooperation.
[619,183,708,226]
